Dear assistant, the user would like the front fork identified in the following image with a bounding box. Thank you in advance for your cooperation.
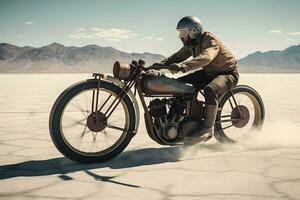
[90,73,137,133]
[91,73,104,121]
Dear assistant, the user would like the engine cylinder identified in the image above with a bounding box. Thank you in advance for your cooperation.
[149,99,167,118]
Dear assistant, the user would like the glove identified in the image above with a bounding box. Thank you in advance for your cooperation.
[169,63,187,74]
[151,62,164,67]
[148,62,164,70]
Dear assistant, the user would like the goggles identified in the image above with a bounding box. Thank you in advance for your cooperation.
[177,28,189,38]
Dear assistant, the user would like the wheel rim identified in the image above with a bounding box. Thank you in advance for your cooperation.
[59,88,130,156]
[217,91,263,141]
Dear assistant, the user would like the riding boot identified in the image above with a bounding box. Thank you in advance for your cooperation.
[184,104,218,144]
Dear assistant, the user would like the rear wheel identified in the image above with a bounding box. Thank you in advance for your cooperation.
[215,85,265,143]
[49,79,136,163]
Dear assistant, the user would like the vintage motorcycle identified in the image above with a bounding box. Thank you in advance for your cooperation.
[49,60,265,163]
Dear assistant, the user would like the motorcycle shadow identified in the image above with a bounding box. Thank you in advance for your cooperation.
[0,146,182,180]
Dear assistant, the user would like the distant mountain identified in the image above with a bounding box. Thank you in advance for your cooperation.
[238,44,300,73]
[1,42,300,73]
[0,43,165,73]
[0,43,34,60]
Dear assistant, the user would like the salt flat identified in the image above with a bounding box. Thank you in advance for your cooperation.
[0,73,300,200]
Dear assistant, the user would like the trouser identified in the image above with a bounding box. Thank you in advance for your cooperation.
[176,68,239,105]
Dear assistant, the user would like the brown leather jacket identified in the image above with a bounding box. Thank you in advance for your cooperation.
[161,31,238,75]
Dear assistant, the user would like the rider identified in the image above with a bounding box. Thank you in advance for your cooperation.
[153,16,239,143]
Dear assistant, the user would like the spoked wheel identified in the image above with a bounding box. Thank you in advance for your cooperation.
[49,79,136,163]
[215,85,265,143]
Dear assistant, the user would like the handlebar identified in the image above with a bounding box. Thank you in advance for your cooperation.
[143,65,169,71]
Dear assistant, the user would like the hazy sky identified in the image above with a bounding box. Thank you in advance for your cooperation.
[0,0,299,58]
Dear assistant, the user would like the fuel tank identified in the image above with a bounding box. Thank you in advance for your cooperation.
[141,71,195,95]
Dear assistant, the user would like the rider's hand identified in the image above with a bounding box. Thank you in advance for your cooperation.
[148,62,164,70]
[151,62,164,67]
[169,63,186,74]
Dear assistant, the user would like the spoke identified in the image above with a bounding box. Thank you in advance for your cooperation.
[102,129,116,145]
[103,130,110,143]
[71,99,89,118]
[102,129,108,137]
[108,117,123,125]
[81,124,88,138]
[102,130,110,146]
[64,113,86,122]
[63,115,87,128]
[222,123,235,130]
[106,124,126,132]
[221,114,232,118]
[65,118,87,128]
[92,131,98,142]
[218,118,239,123]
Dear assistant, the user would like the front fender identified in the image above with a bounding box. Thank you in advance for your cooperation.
[102,74,140,135]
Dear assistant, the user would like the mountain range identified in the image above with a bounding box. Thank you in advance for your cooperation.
[238,44,300,73]
[0,43,165,73]
[0,42,300,73]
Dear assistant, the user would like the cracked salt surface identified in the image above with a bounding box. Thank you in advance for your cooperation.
[0,73,300,200]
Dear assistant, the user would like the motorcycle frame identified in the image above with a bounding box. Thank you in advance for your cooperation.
[91,62,243,141]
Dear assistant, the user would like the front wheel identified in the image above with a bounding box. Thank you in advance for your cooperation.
[215,85,265,143]
[49,79,136,163]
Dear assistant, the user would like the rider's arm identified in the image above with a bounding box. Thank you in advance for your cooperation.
[160,46,191,66]
[182,36,219,72]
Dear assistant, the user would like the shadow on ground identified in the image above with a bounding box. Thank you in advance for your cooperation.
[0,146,182,180]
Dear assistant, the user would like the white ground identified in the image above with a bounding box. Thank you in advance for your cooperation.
[0,73,300,200]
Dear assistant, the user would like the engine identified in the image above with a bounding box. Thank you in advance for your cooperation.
[148,98,185,142]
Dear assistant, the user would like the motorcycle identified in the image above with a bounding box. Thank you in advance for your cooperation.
[49,60,265,163]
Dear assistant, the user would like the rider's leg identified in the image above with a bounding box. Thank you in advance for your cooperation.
[176,69,212,87]
[185,74,238,142]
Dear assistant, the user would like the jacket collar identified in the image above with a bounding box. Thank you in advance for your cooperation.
[194,31,206,45]
[184,31,206,47]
